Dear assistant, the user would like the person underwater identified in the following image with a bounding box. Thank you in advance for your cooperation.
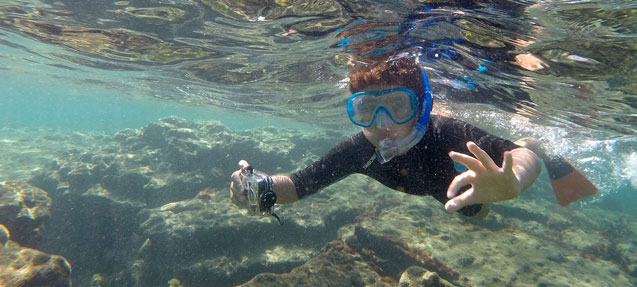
[230,57,596,222]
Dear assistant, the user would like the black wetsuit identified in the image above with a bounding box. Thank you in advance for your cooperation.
[290,115,520,216]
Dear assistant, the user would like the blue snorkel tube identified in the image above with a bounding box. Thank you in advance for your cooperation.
[414,67,433,133]
[376,66,433,163]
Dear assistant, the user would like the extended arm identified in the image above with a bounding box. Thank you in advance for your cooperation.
[230,133,367,209]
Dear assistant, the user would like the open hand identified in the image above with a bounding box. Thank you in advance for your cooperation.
[445,142,521,212]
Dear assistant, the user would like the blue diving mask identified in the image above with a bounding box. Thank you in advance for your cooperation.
[347,66,433,163]
[347,87,419,127]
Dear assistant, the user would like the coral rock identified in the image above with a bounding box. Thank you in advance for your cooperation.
[0,238,71,287]
[399,265,458,287]
[239,240,393,287]
[0,181,51,247]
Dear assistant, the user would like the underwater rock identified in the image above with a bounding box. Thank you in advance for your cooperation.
[340,225,461,284]
[39,116,340,208]
[0,181,51,248]
[3,120,637,286]
[39,183,142,287]
[239,240,393,287]
[0,225,8,247]
[111,116,340,204]
[19,117,349,286]
[130,116,298,174]
[132,180,372,287]
[101,172,150,200]
[399,265,458,287]
[124,171,392,286]
[0,228,72,287]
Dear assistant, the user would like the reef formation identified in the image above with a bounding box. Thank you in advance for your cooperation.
[0,117,636,286]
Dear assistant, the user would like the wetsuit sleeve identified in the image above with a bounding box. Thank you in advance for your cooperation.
[290,132,371,199]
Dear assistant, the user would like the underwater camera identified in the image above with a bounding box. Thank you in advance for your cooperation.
[240,161,283,225]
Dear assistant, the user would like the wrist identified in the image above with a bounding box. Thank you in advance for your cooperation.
[500,174,522,200]
[271,175,299,204]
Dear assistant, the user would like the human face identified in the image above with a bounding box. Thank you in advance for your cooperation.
[355,85,419,148]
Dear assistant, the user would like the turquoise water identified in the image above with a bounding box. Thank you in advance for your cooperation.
[0,70,317,132]
[1,1,637,286]
[0,28,321,132]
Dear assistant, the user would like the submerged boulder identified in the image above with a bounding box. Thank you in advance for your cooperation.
[130,177,374,287]
[0,181,51,248]
[0,224,71,287]
[399,265,458,287]
[239,240,393,287]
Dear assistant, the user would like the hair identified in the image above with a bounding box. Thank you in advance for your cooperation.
[349,57,424,95]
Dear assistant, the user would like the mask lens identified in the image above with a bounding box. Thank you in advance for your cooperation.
[347,88,418,127]
[350,96,375,125]
[381,90,417,122]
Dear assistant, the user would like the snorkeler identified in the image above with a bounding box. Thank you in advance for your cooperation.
[230,57,596,220]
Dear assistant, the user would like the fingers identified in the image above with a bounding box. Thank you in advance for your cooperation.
[231,160,257,210]
[445,187,476,212]
[230,169,248,209]
[467,142,498,171]
[231,170,244,191]
[449,151,482,172]
[447,171,474,199]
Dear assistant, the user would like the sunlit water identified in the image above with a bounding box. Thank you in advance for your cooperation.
[2,0,635,197]
[1,0,637,285]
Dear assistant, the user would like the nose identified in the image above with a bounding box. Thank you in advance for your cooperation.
[375,110,393,129]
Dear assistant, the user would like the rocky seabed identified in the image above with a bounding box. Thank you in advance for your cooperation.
[0,117,636,287]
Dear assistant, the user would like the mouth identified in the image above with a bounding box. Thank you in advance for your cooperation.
[378,131,394,140]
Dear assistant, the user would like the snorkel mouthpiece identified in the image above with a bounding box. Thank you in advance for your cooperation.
[376,128,426,163]
[375,66,433,163]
